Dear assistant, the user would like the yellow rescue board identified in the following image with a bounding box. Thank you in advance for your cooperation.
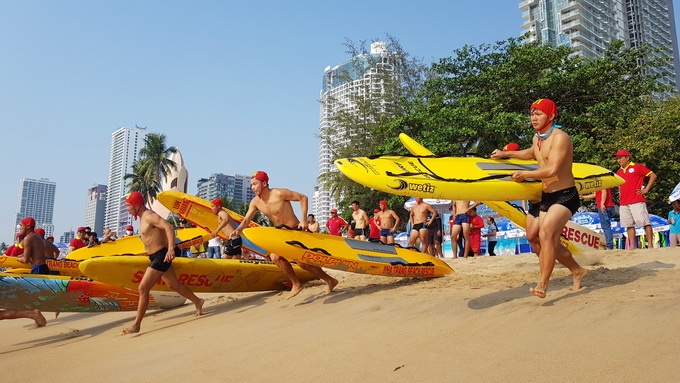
[335,146,623,201]
[157,191,270,257]
[243,227,454,277]
[0,256,84,276]
[66,227,210,261]
[79,256,317,293]
[398,133,605,253]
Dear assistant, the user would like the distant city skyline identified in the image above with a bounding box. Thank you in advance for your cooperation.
[12,178,56,240]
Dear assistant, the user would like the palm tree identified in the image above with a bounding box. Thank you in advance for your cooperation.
[124,161,159,207]
[129,133,177,204]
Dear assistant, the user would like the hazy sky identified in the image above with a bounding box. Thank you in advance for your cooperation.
[1,1,678,244]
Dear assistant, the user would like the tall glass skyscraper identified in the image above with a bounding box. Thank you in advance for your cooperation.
[104,126,148,234]
[13,178,56,238]
[314,42,396,227]
[520,0,680,90]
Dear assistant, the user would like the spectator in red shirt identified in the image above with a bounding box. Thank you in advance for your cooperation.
[614,150,657,249]
[325,209,347,236]
[468,207,485,257]
[4,233,25,257]
[580,188,615,249]
[368,209,381,243]
[69,227,87,251]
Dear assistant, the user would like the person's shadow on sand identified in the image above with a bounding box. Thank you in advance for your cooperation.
[467,261,675,310]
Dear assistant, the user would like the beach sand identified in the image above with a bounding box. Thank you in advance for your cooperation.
[1,247,679,382]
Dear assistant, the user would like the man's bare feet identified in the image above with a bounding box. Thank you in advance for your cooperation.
[530,287,547,299]
[195,298,205,316]
[30,309,47,328]
[286,284,304,300]
[326,278,339,294]
[571,267,589,291]
[122,325,140,335]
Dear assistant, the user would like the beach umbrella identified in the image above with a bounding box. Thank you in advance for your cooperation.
[670,181,680,202]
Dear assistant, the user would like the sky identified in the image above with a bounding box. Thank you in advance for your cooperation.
[1,1,679,245]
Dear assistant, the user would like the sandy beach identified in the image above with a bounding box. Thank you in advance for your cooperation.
[1,247,679,383]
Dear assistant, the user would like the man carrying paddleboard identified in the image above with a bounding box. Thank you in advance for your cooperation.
[231,171,338,299]
[122,192,205,334]
[491,98,588,299]
[210,198,243,259]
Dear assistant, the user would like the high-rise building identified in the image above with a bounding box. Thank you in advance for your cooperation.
[520,0,680,90]
[13,178,56,238]
[84,184,107,235]
[314,41,396,226]
[103,126,148,234]
[60,230,75,244]
[196,173,255,210]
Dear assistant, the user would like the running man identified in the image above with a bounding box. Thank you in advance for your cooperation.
[376,201,400,244]
[407,198,437,252]
[122,192,204,334]
[231,171,338,299]
[491,98,588,298]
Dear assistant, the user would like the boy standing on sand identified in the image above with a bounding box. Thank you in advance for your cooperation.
[231,171,338,299]
[122,192,204,334]
[491,98,588,298]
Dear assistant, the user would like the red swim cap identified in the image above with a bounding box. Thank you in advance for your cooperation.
[379,201,388,206]
[35,228,46,238]
[47,235,54,240]
[530,98,557,117]
[330,208,338,213]
[126,225,134,231]
[504,143,520,151]
[21,217,36,227]
[125,192,145,206]
[373,209,380,213]
[211,198,223,207]
[251,171,269,183]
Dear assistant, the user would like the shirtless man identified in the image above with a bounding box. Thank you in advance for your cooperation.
[307,214,320,233]
[491,98,588,298]
[408,198,437,252]
[35,228,60,260]
[231,171,338,299]
[376,201,400,244]
[449,200,480,258]
[209,199,242,259]
[18,217,49,274]
[350,200,370,241]
[122,192,204,334]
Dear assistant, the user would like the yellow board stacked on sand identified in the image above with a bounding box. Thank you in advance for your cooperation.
[334,145,624,201]
[0,256,85,276]
[398,133,605,254]
[79,256,317,293]
[243,227,453,277]
[67,227,210,261]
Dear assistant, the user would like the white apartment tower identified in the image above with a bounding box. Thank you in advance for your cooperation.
[13,178,56,238]
[104,126,148,234]
[520,0,680,90]
[84,184,107,235]
[314,42,396,226]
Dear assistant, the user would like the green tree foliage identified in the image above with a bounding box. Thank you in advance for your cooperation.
[124,133,177,205]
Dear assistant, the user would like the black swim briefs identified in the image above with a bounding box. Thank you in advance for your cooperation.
[223,236,242,256]
[411,223,425,231]
[540,186,580,215]
[528,201,541,218]
[353,228,367,237]
[148,247,179,272]
[31,264,51,275]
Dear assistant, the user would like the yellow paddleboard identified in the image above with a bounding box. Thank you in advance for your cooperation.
[157,191,270,257]
[243,227,454,277]
[335,147,623,202]
[79,256,317,293]
[0,272,185,312]
[66,227,210,261]
[0,256,84,276]
[398,133,605,254]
